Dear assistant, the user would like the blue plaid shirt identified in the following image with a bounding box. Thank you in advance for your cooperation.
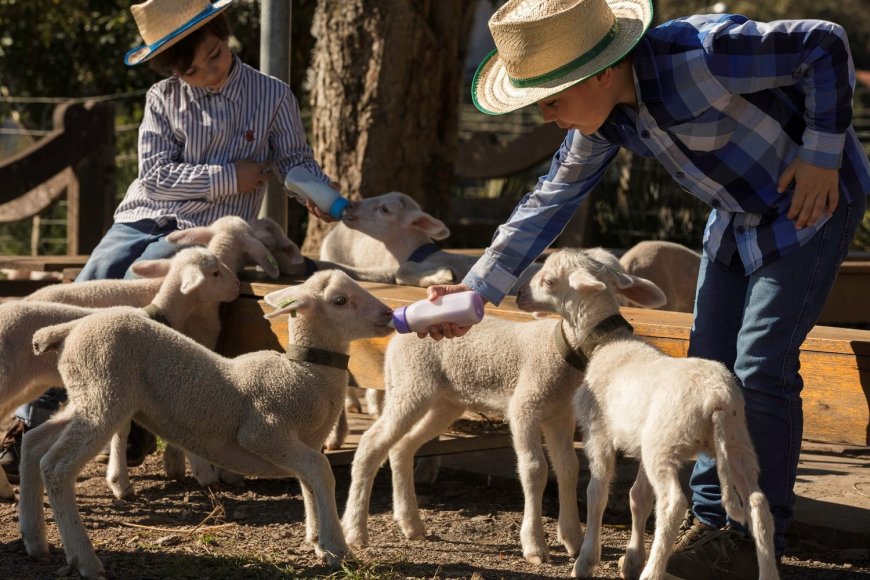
[465,14,870,305]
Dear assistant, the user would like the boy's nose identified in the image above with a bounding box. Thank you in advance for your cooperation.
[538,102,556,123]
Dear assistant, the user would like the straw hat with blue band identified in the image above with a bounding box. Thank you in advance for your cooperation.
[472,0,653,115]
[125,0,234,67]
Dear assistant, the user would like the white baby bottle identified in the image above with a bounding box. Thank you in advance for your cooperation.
[391,291,485,334]
[283,166,350,219]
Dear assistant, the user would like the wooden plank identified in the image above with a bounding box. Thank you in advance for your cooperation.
[0,279,60,296]
[218,272,870,446]
[0,255,91,272]
[324,410,513,466]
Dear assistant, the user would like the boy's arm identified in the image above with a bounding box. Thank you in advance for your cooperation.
[136,88,238,202]
[269,87,332,194]
[462,130,619,305]
[703,17,853,226]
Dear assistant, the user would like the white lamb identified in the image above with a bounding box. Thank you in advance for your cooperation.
[517,248,778,580]
[340,250,641,565]
[249,217,400,284]
[20,270,394,577]
[320,192,465,288]
[618,240,701,313]
[0,247,240,501]
[23,215,280,487]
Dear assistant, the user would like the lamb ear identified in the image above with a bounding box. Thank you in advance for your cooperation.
[275,241,304,267]
[167,226,214,246]
[263,287,312,319]
[616,273,667,309]
[243,237,281,279]
[568,270,607,293]
[130,258,172,278]
[179,266,206,295]
[404,210,450,241]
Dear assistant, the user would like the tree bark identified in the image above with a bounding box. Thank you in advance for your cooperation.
[302,0,477,253]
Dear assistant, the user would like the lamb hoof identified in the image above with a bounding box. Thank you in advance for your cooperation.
[27,548,51,562]
[559,528,584,558]
[111,484,135,501]
[343,529,369,548]
[217,470,245,487]
[525,552,548,565]
[398,519,426,541]
[162,447,186,481]
[618,553,645,579]
[573,558,595,578]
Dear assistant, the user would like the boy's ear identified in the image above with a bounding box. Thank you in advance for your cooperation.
[402,210,450,241]
[263,287,313,319]
[129,258,172,278]
[167,226,213,246]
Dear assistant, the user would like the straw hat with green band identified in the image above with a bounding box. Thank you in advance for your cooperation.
[125,0,234,67]
[472,0,653,115]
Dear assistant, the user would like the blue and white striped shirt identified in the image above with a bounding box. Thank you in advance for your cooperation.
[115,54,327,228]
[465,15,870,305]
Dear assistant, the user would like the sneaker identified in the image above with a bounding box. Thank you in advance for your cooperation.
[0,419,28,483]
[673,509,716,553]
[94,422,157,467]
[666,526,759,580]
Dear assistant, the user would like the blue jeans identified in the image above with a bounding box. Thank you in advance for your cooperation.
[687,196,865,556]
[15,219,182,427]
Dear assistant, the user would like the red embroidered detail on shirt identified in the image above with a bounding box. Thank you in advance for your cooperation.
[244,130,254,142]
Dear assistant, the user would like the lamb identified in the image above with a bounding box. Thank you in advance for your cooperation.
[516,248,778,580]
[0,247,240,501]
[320,192,467,288]
[23,215,280,487]
[618,240,701,313]
[20,270,393,576]
[340,253,640,565]
[249,217,400,284]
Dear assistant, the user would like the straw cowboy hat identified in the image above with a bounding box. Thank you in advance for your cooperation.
[124,0,234,66]
[473,0,653,115]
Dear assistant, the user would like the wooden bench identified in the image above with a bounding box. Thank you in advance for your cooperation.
[217,271,870,449]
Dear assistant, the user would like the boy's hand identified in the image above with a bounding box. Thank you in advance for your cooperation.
[416,283,486,341]
[778,158,839,229]
[304,199,337,222]
[236,160,272,194]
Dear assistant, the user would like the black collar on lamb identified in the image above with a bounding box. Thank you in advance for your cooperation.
[407,242,440,263]
[285,344,350,370]
[141,304,171,328]
[554,314,633,371]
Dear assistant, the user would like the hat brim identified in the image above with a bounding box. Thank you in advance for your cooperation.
[125,0,234,67]
[473,0,653,115]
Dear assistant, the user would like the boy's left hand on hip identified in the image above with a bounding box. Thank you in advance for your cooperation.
[779,158,839,229]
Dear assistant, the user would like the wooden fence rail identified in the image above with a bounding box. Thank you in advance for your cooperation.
[0,101,116,255]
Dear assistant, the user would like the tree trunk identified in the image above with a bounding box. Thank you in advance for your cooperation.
[302,0,477,254]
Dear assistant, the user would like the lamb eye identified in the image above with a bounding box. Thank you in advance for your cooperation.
[542,278,554,287]
[334,296,347,306]
[378,205,390,214]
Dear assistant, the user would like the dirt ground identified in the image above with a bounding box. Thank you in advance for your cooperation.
[1,448,868,580]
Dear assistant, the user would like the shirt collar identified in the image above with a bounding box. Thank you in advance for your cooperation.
[186,53,244,102]
[629,35,663,104]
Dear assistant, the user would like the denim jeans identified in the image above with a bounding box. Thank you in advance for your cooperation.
[14,219,182,428]
[687,195,865,556]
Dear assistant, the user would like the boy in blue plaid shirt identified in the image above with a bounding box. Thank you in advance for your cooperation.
[428,0,869,577]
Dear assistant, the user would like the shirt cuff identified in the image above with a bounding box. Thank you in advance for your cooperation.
[208,163,238,202]
[797,129,845,169]
[461,252,519,306]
